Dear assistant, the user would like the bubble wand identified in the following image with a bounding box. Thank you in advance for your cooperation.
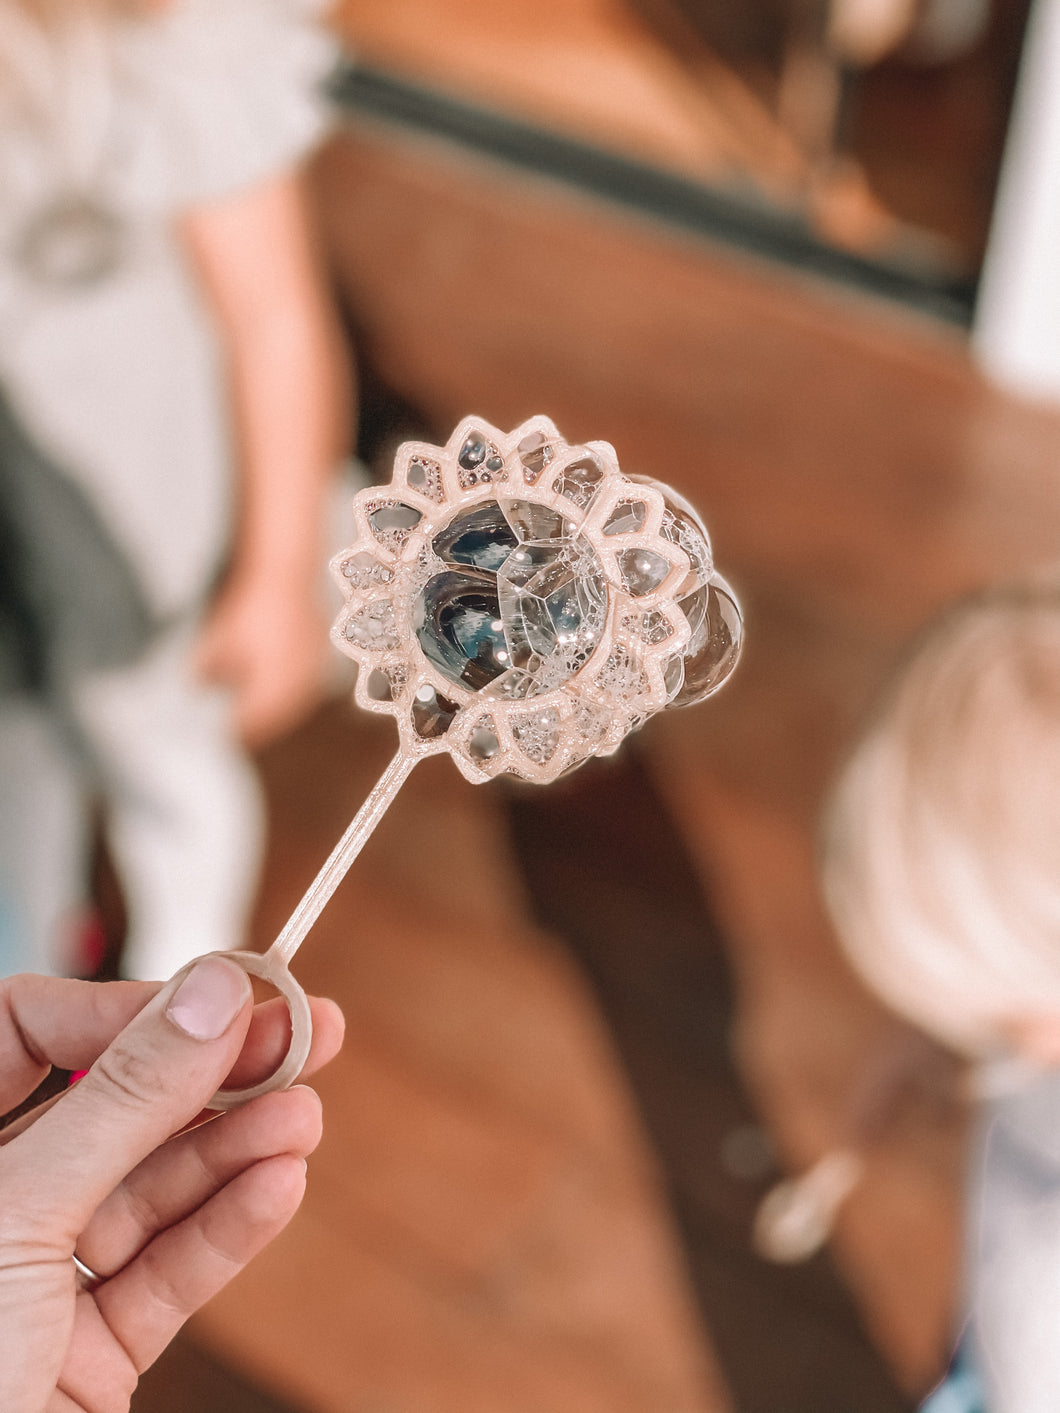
[190,416,742,1107]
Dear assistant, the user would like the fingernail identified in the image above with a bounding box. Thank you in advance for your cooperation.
[165,956,251,1040]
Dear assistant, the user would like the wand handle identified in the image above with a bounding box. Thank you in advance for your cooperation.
[195,749,417,1110]
[268,749,417,967]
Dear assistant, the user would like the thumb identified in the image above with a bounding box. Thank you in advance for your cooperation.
[3,956,253,1241]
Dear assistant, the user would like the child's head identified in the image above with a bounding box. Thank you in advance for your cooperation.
[821,575,1060,1060]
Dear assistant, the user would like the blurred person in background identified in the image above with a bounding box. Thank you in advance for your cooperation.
[821,574,1060,1412]
[0,0,350,981]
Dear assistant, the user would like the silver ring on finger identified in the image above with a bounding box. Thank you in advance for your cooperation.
[72,1253,105,1292]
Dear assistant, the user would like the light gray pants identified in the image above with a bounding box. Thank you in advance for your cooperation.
[0,625,262,981]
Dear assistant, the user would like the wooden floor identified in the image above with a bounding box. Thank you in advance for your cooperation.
[136,24,1060,1413]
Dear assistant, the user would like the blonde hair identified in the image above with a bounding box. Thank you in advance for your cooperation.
[821,576,1060,1056]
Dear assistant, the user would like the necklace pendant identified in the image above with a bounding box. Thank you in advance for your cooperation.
[16,194,124,288]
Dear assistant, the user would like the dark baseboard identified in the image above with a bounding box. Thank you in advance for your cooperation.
[331,63,977,329]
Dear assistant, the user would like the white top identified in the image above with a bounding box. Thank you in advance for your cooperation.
[0,0,337,618]
[973,0,1060,404]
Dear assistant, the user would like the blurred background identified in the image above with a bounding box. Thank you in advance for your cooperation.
[127,0,1060,1408]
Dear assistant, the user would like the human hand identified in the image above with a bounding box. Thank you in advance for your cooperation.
[195,568,331,747]
[0,957,344,1412]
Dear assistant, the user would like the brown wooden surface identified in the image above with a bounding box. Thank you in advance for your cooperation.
[332,0,808,191]
[189,706,727,1413]
[153,107,1060,1410]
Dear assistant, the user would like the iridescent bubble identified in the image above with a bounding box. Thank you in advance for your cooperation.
[414,570,508,691]
[517,431,554,481]
[630,475,713,589]
[603,501,648,536]
[617,547,671,597]
[554,456,604,508]
[411,683,459,738]
[369,503,422,534]
[415,500,607,699]
[623,476,742,703]
[667,574,743,707]
[431,503,518,572]
[468,722,501,760]
[496,537,606,681]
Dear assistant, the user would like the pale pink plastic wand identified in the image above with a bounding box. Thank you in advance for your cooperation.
[188,415,743,1109]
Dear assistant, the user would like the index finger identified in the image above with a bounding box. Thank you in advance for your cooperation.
[0,986,345,1140]
[0,975,160,1115]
